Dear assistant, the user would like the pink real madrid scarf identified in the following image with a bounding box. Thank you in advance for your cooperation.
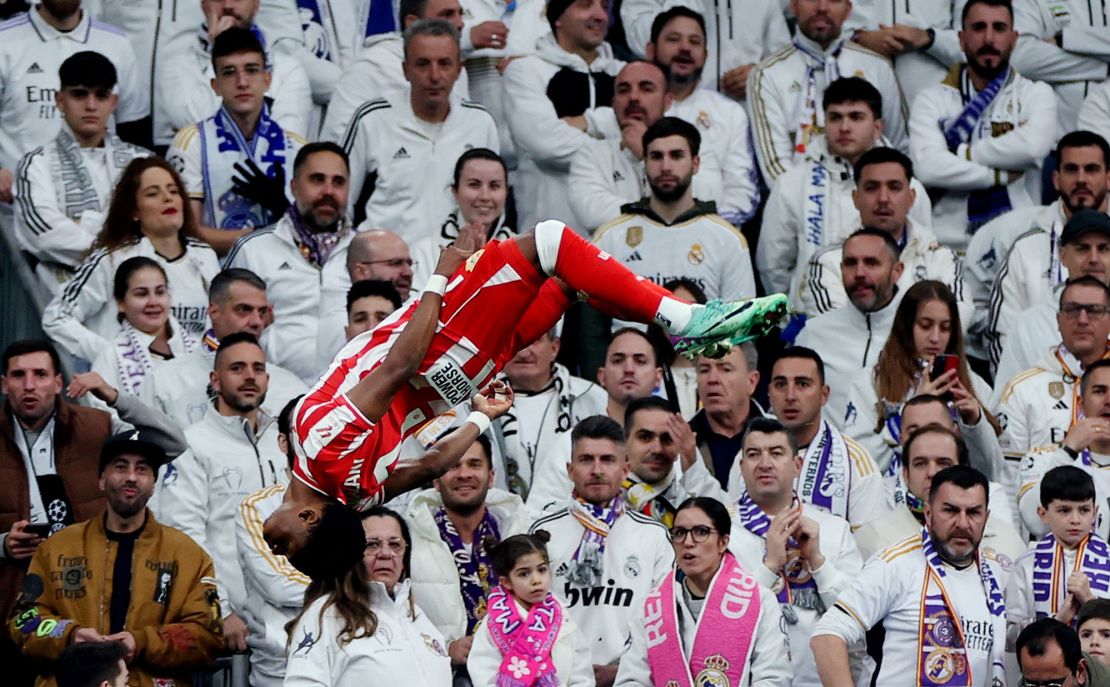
[643,551,761,687]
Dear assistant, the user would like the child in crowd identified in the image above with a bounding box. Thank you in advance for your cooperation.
[467,531,593,687]
[1079,599,1110,666]
[1007,466,1110,648]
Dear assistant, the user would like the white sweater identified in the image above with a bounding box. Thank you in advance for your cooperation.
[285,579,453,687]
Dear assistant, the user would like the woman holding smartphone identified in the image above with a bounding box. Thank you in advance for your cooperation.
[841,280,998,485]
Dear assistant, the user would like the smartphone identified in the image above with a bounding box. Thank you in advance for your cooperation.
[23,523,50,538]
[930,354,960,381]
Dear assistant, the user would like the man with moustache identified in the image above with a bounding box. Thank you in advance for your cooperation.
[852,397,1024,563]
[968,131,1110,363]
[530,416,673,687]
[795,228,904,424]
[592,117,756,302]
[812,461,1008,687]
[225,143,355,384]
[644,6,758,227]
[620,396,702,527]
[10,431,223,686]
[155,333,287,655]
[568,61,674,233]
[0,0,146,202]
[406,434,530,677]
[988,133,1110,369]
[766,347,885,528]
[909,0,1056,249]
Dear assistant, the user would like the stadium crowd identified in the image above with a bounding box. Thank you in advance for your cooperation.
[2,0,1110,684]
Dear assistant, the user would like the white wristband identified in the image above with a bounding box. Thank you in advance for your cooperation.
[466,411,491,435]
[423,274,448,297]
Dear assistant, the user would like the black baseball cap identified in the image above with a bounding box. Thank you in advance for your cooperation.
[1060,209,1110,245]
[98,430,169,474]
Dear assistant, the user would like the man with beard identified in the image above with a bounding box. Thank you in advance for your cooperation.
[157,0,310,147]
[987,133,1110,370]
[568,61,674,233]
[0,0,146,202]
[155,332,287,656]
[812,460,1008,687]
[593,117,755,302]
[968,132,1110,364]
[530,416,673,687]
[225,142,355,383]
[909,0,1056,250]
[800,147,967,322]
[795,228,903,425]
[406,434,530,679]
[168,27,307,255]
[748,0,908,185]
[644,6,758,227]
[10,431,223,686]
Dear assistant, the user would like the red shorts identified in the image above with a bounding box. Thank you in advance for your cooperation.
[291,238,568,507]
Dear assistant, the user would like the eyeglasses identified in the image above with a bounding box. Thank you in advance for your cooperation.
[217,64,265,79]
[1060,303,1110,319]
[358,258,414,269]
[1018,678,1070,687]
[670,526,717,543]
[366,538,407,556]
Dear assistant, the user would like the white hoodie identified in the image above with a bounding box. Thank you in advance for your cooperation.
[1080,79,1110,145]
[404,487,532,644]
[285,579,452,687]
[502,33,624,231]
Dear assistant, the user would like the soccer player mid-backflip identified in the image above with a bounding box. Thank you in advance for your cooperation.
[263,220,787,579]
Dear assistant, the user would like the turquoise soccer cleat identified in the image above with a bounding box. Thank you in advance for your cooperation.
[672,293,790,360]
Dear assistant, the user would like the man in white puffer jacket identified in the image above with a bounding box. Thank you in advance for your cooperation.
[757,77,931,307]
[154,333,289,658]
[502,0,624,231]
[405,435,531,675]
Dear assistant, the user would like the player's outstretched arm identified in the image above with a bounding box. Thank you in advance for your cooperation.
[382,381,514,502]
[345,230,481,422]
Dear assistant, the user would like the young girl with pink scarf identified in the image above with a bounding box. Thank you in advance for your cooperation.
[467,531,595,687]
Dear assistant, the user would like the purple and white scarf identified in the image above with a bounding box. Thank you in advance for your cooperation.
[114,319,197,397]
[567,493,623,587]
[797,420,851,519]
[434,506,501,635]
[737,492,820,623]
[285,206,348,268]
[918,527,1006,687]
[1030,532,1110,620]
[792,37,843,160]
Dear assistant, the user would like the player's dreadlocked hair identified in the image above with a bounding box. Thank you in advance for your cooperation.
[288,501,367,581]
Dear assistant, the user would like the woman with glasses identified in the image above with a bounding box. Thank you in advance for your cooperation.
[842,280,999,494]
[410,149,516,288]
[284,506,451,687]
[615,496,792,686]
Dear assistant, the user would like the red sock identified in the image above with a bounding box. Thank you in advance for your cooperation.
[549,226,676,324]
